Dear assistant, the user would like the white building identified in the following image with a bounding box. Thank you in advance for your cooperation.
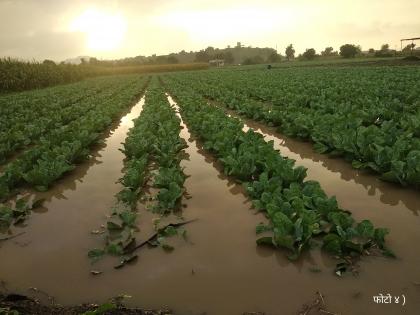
[209,59,225,67]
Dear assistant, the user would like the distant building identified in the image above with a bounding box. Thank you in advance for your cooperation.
[63,56,92,65]
[209,59,225,67]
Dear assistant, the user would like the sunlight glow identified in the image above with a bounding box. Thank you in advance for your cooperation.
[70,9,127,52]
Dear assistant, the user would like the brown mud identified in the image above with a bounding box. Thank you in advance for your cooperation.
[0,293,172,315]
[0,91,419,315]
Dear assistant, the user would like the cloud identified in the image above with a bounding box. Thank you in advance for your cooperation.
[0,31,86,61]
[0,0,419,60]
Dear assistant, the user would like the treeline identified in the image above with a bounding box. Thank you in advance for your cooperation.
[0,58,207,93]
[294,43,420,61]
[98,42,280,67]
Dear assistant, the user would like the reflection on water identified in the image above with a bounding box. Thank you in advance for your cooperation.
[1,106,141,237]
[223,106,420,216]
[166,94,332,313]
[199,103,420,315]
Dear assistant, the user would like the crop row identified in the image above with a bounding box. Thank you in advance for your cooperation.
[89,78,188,264]
[0,57,208,93]
[0,76,149,202]
[0,76,143,163]
[167,68,420,188]
[162,76,392,274]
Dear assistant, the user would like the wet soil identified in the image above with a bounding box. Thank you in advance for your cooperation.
[0,293,171,315]
[0,92,419,315]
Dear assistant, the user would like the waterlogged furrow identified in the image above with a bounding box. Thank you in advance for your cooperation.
[0,76,149,202]
[168,70,420,188]
[163,77,393,275]
[89,78,188,265]
[0,76,130,163]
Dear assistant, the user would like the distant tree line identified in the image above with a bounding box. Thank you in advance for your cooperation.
[62,41,419,69]
[289,42,419,61]
[81,42,284,67]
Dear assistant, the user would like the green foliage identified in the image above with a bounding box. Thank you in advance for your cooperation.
[91,78,187,264]
[302,48,316,60]
[88,249,106,263]
[0,307,20,315]
[0,58,208,93]
[339,44,361,58]
[23,157,74,191]
[81,302,117,315]
[154,182,184,214]
[0,196,44,230]
[0,75,150,201]
[170,66,420,188]
[285,44,295,60]
[162,75,393,274]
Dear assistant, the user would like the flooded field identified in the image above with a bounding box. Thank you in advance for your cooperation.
[1,1,420,314]
[1,92,419,315]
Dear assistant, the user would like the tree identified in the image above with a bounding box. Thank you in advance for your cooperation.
[242,55,264,65]
[402,43,416,54]
[302,48,316,60]
[205,46,215,55]
[375,43,393,57]
[89,57,100,65]
[214,51,224,60]
[167,54,179,64]
[195,50,211,62]
[321,47,334,56]
[339,44,360,58]
[156,55,167,64]
[42,59,56,65]
[381,44,390,51]
[368,48,375,54]
[285,44,295,60]
[254,55,264,64]
[267,52,281,63]
[223,51,234,64]
[242,57,254,65]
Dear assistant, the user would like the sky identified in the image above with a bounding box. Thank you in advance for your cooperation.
[0,0,419,61]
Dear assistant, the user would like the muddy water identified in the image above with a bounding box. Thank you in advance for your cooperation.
[0,92,419,315]
[220,108,420,314]
[0,96,145,297]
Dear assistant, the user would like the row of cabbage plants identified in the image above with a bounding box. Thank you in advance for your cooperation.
[89,78,188,265]
[168,68,420,188]
[162,76,393,275]
[0,76,149,201]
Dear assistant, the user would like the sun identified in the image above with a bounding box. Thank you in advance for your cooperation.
[70,9,127,52]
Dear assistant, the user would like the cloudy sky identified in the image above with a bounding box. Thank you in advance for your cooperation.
[0,0,419,61]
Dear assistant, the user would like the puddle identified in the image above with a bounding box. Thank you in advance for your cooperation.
[0,91,419,315]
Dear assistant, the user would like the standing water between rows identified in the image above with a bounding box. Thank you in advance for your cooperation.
[0,92,419,315]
